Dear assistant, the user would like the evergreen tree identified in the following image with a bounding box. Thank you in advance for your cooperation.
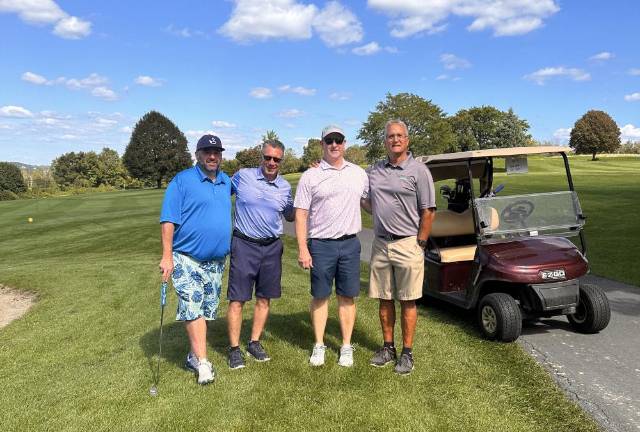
[0,162,27,194]
[123,111,192,188]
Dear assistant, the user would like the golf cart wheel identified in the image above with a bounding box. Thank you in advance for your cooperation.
[477,293,522,342]
[568,284,611,333]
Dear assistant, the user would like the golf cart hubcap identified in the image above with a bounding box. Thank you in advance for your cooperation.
[482,306,498,334]
[572,303,587,323]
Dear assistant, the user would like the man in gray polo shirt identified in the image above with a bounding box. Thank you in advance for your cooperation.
[295,125,368,368]
[362,119,436,375]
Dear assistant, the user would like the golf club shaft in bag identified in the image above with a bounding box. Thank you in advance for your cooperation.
[150,281,167,396]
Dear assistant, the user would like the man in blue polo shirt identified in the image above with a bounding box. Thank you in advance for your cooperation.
[159,134,231,385]
[226,139,294,369]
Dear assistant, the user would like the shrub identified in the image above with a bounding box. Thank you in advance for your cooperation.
[0,189,19,201]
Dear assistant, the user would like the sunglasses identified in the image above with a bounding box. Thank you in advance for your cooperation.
[263,155,282,163]
[323,136,345,145]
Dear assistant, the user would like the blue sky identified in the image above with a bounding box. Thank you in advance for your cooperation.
[1,0,639,165]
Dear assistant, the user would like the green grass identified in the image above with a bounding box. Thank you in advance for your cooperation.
[0,190,598,431]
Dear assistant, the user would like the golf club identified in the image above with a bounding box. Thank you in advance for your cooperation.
[150,281,168,397]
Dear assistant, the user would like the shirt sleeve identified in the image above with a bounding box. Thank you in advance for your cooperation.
[160,177,183,225]
[293,171,312,210]
[361,170,370,199]
[231,171,240,196]
[416,165,436,210]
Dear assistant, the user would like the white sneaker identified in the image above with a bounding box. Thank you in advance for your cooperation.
[309,344,326,366]
[197,358,214,385]
[338,344,354,367]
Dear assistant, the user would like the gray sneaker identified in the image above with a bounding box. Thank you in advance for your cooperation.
[228,348,246,370]
[184,352,199,372]
[394,352,414,375]
[369,346,397,367]
[338,344,354,367]
[309,344,326,366]
[247,341,271,362]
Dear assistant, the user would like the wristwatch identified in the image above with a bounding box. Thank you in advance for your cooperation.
[417,238,428,248]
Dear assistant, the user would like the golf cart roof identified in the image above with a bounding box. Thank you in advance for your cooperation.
[416,146,569,164]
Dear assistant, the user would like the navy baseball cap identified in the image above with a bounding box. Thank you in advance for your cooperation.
[196,134,225,151]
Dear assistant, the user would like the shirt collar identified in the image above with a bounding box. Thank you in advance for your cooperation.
[255,166,280,185]
[320,159,350,171]
[385,152,413,169]
[195,164,226,184]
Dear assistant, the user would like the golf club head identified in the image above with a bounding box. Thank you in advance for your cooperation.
[149,385,158,397]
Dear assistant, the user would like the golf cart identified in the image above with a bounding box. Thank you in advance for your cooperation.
[417,146,610,342]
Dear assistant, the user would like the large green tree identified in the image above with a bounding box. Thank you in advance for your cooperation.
[95,148,129,187]
[345,144,367,165]
[0,162,27,194]
[279,148,302,174]
[302,138,323,168]
[235,145,262,168]
[449,106,531,151]
[569,110,621,160]
[52,151,99,188]
[123,111,192,188]
[358,93,456,161]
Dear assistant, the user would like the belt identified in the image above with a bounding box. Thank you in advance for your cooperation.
[310,234,356,241]
[378,233,411,241]
[233,229,280,246]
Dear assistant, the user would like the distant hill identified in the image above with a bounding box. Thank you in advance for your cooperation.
[10,162,50,172]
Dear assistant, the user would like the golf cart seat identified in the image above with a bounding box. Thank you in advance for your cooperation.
[429,208,499,263]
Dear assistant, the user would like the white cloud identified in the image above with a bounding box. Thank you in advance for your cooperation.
[249,87,273,99]
[0,105,34,118]
[436,74,449,80]
[524,67,591,85]
[440,53,471,70]
[212,120,237,128]
[135,75,163,87]
[352,42,381,56]
[219,0,317,43]
[629,68,640,76]
[219,0,363,48]
[53,15,91,39]
[624,92,640,102]
[0,0,92,39]
[278,85,316,96]
[589,51,614,61]
[91,87,118,101]
[65,73,109,89]
[620,124,640,141]
[60,134,78,139]
[120,126,132,134]
[368,0,559,38]
[312,1,363,47]
[164,24,208,38]
[552,127,572,143]
[329,92,351,100]
[277,108,304,118]
[21,71,49,85]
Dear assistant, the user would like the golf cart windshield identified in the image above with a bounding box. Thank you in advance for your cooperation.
[475,191,584,239]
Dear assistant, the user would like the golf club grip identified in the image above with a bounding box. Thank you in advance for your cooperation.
[161,281,167,306]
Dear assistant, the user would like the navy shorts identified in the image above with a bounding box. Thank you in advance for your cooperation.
[227,236,283,302]
[308,236,361,299]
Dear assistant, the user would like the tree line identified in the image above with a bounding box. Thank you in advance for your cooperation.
[1,94,634,201]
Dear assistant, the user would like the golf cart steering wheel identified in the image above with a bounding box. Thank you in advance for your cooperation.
[501,200,535,227]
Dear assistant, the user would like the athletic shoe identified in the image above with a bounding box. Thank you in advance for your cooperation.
[369,346,397,367]
[197,359,214,385]
[338,344,354,367]
[394,352,414,375]
[247,341,271,362]
[309,344,326,367]
[184,352,199,373]
[228,347,246,370]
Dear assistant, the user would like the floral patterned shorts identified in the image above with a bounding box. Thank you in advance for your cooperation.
[171,252,225,321]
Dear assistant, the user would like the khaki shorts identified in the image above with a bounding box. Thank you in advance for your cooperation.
[369,236,424,301]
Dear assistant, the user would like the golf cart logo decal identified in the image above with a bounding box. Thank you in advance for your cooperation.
[540,269,566,280]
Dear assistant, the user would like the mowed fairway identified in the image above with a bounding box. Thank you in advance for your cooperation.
[0,188,600,432]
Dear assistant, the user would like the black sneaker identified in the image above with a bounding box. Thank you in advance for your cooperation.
[369,346,397,367]
[394,352,414,375]
[228,347,246,369]
[247,341,271,362]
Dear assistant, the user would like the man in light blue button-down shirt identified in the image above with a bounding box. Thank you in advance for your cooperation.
[226,139,294,369]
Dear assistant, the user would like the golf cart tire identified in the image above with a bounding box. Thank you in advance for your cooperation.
[568,284,610,333]
[477,293,522,342]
